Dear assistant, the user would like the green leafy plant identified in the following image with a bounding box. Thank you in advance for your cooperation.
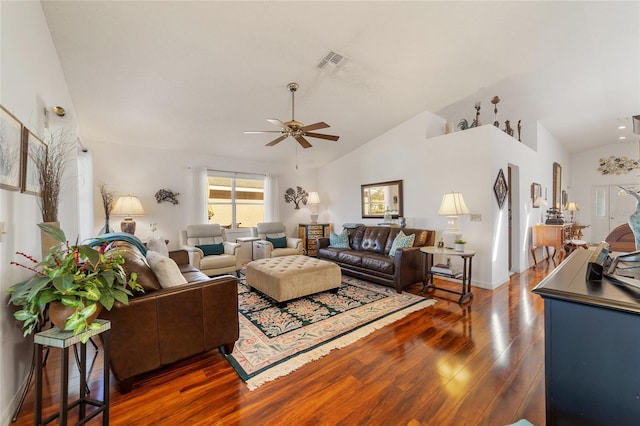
[454,239,466,244]
[8,223,143,341]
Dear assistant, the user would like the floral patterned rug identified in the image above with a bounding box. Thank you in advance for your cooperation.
[224,275,436,390]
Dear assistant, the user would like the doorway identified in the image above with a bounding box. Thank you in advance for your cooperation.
[591,184,636,243]
[508,164,520,272]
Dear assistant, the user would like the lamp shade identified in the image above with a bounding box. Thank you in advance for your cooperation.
[565,201,579,212]
[112,195,145,217]
[308,191,321,205]
[438,192,470,216]
[534,196,547,208]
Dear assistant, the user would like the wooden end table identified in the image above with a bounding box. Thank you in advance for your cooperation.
[421,246,476,304]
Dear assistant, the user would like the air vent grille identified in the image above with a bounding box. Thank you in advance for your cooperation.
[317,51,346,70]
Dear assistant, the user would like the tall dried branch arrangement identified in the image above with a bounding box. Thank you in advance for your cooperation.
[100,184,114,219]
[31,130,74,223]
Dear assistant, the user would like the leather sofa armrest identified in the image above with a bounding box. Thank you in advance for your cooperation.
[169,249,190,266]
[317,237,330,249]
[254,240,273,259]
[393,246,425,292]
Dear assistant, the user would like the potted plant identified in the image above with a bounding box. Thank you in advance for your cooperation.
[8,223,143,342]
[454,239,466,252]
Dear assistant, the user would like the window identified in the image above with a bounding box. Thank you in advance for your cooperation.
[207,171,265,230]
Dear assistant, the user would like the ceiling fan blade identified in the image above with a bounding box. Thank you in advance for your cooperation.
[304,132,340,141]
[244,131,283,134]
[266,118,290,131]
[294,135,313,148]
[300,122,329,132]
[265,134,289,146]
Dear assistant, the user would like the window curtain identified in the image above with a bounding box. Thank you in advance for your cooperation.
[192,166,208,224]
[264,173,279,222]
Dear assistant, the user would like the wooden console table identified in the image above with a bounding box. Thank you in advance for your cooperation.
[531,224,571,266]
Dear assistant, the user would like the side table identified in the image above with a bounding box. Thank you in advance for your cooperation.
[421,246,476,304]
[34,319,111,425]
[236,236,259,263]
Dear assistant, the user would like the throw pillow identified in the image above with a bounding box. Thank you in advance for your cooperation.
[196,243,225,256]
[146,237,169,257]
[266,236,287,249]
[146,250,187,288]
[329,230,350,249]
[389,231,416,257]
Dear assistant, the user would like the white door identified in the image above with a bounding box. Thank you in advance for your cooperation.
[591,184,637,243]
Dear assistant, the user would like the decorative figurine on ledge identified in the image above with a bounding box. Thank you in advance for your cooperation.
[491,96,501,127]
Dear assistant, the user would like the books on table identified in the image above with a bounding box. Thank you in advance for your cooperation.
[431,263,463,278]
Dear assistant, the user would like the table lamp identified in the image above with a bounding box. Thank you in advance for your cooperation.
[308,191,320,223]
[112,195,145,235]
[565,201,579,223]
[438,192,469,249]
[534,196,547,223]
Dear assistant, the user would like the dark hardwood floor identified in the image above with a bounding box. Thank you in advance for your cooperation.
[13,260,556,426]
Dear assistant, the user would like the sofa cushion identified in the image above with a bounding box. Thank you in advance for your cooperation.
[329,230,350,249]
[114,243,163,294]
[147,237,169,257]
[357,226,391,253]
[337,250,363,267]
[146,251,188,288]
[266,236,287,249]
[178,263,210,282]
[361,253,395,275]
[197,243,224,256]
[389,231,416,257]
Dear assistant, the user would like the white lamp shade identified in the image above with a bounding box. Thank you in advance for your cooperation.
[534,196,547,208]
[565,202,579,212]
[438,192,470,216]
[112,195,145,217]
[308,191,320,204]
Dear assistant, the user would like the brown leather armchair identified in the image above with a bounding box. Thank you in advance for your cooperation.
[98,241,239,393]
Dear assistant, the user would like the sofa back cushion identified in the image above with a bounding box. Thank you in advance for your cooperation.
[185,224,225,246]
[352,226,391,253]
[108,241,163,294]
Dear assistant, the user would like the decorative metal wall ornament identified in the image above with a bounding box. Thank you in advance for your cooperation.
[284,186,308,209]
[597,156,640,175]
[517,120,522,142]
[155,188,180,205]
[494,168,508,209]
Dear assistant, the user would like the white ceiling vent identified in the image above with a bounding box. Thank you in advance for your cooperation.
[317,51,346,70]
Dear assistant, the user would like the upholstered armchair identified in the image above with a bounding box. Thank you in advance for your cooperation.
[254,221,303,259]
[180,224,242,276]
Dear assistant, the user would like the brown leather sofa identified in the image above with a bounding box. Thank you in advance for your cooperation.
[317,226,435,293]
[98,241,239,393]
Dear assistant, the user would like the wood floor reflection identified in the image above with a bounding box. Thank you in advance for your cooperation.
[13,261,555,426]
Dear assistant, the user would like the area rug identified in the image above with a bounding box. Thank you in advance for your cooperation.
[224,275,436,390]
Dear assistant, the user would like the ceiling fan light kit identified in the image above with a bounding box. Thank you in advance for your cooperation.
[244,82,340,149]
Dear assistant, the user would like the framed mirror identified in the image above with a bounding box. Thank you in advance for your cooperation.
[361,180,403,219]
[552,162,562,209]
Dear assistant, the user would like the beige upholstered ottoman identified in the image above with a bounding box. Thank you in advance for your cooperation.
[245,255,341,304]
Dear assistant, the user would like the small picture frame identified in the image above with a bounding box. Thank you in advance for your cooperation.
[20,128,47,195]
[0,105,23,191]
[531,182,542,208]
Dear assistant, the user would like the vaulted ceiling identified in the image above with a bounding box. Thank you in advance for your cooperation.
[41,1,640,169]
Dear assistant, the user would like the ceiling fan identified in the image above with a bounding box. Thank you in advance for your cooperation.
[244,82,340,148]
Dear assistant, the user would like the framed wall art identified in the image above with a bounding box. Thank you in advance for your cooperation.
[531,182,542,207]
[494,169,508,209]
[20,128,46,195]
[0,105,23,191]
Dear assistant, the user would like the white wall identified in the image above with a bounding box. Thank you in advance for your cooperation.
[570,142,639,242]
[90,141,318,248]
[0,2,79,424]
[320,112,569,289]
